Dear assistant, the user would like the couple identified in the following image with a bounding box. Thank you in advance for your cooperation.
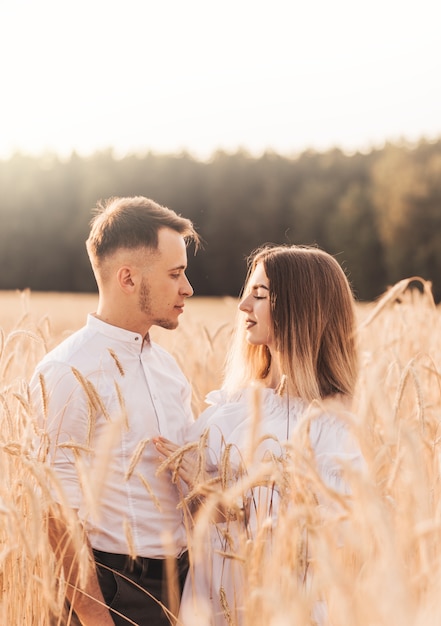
[30,196,362,625]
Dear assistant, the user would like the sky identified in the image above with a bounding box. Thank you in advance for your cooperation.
[1,0,440,161]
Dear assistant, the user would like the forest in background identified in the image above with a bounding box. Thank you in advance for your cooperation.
[1,138,440,301]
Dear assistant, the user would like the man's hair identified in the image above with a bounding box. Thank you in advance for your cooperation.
[86,196,200,264]
[224,244,358,401]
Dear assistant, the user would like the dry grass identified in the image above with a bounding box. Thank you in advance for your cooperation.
[1,283,441,625]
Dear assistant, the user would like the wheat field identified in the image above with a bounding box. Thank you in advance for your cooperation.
[1,282,441,625]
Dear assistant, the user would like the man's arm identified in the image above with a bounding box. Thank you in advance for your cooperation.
[48,504,115,626]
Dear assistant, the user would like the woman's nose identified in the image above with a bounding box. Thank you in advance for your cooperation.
[239,294,252,312]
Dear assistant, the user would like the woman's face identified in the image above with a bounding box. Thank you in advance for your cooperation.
[239,261,275,349]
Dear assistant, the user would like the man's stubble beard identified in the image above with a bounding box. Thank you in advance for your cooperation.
[139,278,178,331]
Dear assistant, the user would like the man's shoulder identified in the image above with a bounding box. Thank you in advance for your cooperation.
[35,324,95,371]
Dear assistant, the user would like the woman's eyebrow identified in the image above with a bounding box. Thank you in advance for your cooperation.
[251,283,270,291]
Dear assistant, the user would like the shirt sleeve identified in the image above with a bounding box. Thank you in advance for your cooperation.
[309,411,363,495]
[30,360,92,509]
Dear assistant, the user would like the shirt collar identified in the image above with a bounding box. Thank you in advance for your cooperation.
[86,314,149,349]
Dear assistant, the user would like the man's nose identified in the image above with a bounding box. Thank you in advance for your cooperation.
[181,274,193,297]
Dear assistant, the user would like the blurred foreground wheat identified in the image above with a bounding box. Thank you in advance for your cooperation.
[1,283,441,625]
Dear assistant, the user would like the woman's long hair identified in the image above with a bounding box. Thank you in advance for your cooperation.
[223,245,358,402]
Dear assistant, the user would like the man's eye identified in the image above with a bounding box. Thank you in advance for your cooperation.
[171,273,181,279]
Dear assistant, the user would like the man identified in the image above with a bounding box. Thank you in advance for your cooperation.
[30,196,200,625]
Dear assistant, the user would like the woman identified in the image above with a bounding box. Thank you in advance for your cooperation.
[155,244,363,625]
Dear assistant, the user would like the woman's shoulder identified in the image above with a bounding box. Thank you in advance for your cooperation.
[186,388,247,439]
[205,386,307,422]
[302,398,361,458]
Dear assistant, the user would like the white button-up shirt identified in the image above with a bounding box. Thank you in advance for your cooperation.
[30,315,193,558]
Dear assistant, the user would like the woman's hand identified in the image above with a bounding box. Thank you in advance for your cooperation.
[153,436,204,490]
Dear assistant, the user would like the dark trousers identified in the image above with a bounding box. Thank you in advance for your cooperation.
[93,549,189,626]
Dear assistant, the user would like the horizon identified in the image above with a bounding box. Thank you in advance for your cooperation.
[2,132,440,164]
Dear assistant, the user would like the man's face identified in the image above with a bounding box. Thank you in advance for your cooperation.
[139,227,193,330]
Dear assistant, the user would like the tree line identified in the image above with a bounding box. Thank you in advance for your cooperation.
[1,138,440,302]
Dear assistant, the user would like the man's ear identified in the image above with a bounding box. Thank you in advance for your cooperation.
[117,266,136,293]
